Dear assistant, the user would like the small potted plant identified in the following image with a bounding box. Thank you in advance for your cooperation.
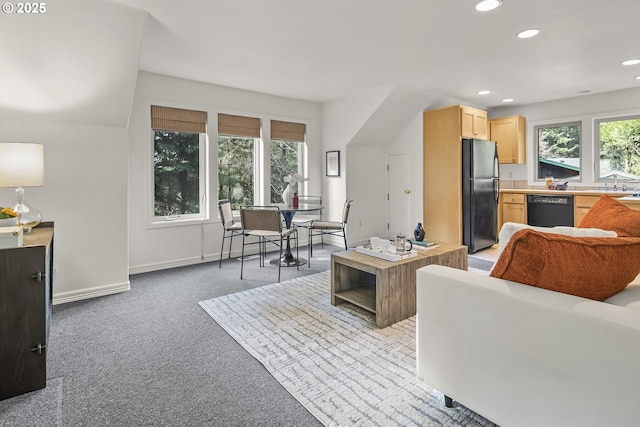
[0,207,18,227]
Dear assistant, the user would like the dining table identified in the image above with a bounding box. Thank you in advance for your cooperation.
[270,202,323,267]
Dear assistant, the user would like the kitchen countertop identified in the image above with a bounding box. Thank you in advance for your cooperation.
[500,188,640,197]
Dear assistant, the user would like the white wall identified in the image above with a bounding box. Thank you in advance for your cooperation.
[5,70,636,304]
[385,112,424,233]
[0,118,129,304]
[488,87,640,185]
[128,72,323,273]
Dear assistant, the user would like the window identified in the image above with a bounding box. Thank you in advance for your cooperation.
[270,120,307,203]
[535,122,581,181]
[217,114,261,209]
[151,106,207,220]
[596,115,640,183]
[218,136,255,208]
[270,139,302,202]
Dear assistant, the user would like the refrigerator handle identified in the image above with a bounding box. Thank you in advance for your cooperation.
[494,147,500,178]
[494,179,500,205]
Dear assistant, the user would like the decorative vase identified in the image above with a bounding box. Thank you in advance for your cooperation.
[292,192,299,208]
[282,183,293,207]
[414,222,425,241]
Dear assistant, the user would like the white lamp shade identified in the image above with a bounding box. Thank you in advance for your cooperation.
[0,142,45,187]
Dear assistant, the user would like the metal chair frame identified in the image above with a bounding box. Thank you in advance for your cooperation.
[240,206,299,282]
[307,199,353,266]
[292,194,324,244]
[218,199,243,268]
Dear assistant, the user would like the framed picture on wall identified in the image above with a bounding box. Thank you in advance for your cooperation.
[326,151,340,177]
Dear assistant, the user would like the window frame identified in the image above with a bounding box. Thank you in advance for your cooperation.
[533,120,582,183]
[269,138,308,204]
[216,134,259,210]
[594,114,640,184]
[151,130,208,224]
[146,107,310,227]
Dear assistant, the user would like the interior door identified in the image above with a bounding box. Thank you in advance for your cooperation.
[388,154,413,238]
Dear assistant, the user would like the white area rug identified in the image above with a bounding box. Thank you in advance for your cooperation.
[199,271,495,426]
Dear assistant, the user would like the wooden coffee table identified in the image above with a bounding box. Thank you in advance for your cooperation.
[331,242,467,328]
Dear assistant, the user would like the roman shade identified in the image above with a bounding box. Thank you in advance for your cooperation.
[218,113,261,138]
[151,105,207,133]
[271,120,306,142]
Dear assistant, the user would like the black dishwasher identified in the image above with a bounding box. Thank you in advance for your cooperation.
[527,194,574,227]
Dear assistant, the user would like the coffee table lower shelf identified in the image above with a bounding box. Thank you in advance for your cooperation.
[331,243,468,328]
[334,287,376,313]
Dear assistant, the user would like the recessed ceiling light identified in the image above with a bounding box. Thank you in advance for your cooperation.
[502,98,514,103]
[517,28,540,39]
[478,90,491,95]
[475,0,502,12]
[635,75,640,80]
[623,59,640,66]
[577,90,591,94]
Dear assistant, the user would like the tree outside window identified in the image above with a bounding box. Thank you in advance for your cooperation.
[535,123,581,180]
[218,136,254,209]
[597,116,640,182]
[270,139,302,203]
[154,130,202,217]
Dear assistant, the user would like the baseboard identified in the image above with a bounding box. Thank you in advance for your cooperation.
[53,281,131,305]
[129,235,324,275]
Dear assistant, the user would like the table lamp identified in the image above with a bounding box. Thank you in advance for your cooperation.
[0,142,44,231]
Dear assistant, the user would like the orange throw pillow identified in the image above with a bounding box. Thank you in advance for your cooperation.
[578,194,640,237]
[490,229,640,301]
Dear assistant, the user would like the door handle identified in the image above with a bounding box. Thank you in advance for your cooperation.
[404,189,411,194]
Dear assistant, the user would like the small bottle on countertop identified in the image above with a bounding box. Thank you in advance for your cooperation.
[292,192,299,208]
[545,177,554,190]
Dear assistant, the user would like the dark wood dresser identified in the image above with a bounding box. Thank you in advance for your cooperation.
[0,222,54,400]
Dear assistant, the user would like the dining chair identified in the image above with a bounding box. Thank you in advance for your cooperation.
[307,198,353,266]
[240,206,299,282]
[292,195,323,229]
[218,200,243,268]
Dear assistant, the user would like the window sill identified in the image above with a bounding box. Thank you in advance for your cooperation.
[148,217,215,229]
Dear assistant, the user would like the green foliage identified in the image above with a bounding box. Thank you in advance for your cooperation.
[270,140,300,202]
[154,131,200,216]
[538,124,580,159]
[599,118,640,176]
[218,136,254,209]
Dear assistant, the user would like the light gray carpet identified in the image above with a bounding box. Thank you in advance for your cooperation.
[199,271,496,427]
[2,246,339,427]
[1,245,493,426]
[0,378,63,427]
[467,256,494,273]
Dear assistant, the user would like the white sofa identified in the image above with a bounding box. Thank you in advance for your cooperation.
[416,264,640,427]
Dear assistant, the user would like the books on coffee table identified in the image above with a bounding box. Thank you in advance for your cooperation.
[411,239,438,248]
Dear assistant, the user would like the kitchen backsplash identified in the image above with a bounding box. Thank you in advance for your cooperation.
[499,180,604,192]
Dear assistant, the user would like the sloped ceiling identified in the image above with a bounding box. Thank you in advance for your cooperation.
[120,0,640,107]
[0,0,146,127]
[1,0,639,132]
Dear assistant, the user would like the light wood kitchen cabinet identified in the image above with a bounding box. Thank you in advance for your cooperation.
[489,115,526,164]
[574,195,601,225]
[461,106,488,140]
[499,192,526,230]
[423,105,488,244]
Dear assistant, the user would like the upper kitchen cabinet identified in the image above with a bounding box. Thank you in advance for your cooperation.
[460,106,488,140]
[489,115,526,164]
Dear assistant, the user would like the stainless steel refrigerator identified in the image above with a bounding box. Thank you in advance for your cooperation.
[462,138,500,253]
